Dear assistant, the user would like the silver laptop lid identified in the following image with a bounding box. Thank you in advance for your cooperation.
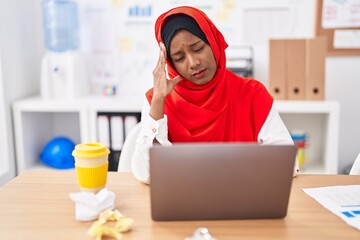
[150,143,296,221]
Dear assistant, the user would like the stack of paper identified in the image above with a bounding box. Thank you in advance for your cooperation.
[303,185,360,231]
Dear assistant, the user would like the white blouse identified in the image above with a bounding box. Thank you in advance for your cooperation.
[131,100,299,184]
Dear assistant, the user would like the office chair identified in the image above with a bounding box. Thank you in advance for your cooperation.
[349,153,360,175]
[117,122,142,172]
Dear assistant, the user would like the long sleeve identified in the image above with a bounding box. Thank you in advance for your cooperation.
[131,100,171,184]
[131,100,299,184]
[258,104,299,176]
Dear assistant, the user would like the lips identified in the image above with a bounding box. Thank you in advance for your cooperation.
[193,69,206,79]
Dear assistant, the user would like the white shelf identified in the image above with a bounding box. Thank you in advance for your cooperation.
[12,95,143,174]
[12,96,340,174]
[275,100,340,174]
[275,100,340,113]
[13,95,144,112]
[299,162,327,174]
[84,94,144,112]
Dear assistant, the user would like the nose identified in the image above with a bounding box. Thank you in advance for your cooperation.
[187,54,200,69]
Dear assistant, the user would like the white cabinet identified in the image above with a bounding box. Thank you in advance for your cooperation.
[12,96,143,173]
[275,100,340,174]
[13,98,88,172]
[13,97,340,174]
[86,96,143,171]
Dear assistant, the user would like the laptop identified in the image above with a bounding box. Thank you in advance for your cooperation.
[149,143,297,221]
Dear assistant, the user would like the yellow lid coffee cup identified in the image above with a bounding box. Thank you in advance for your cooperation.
[72,143,110,193]
[72,143,110,158]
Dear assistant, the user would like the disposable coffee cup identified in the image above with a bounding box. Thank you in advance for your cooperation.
[72,143,110,193]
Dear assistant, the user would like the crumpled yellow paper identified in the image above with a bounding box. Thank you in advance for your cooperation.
[87,208,134,240]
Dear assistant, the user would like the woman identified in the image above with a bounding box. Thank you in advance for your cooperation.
[131,6,298,184]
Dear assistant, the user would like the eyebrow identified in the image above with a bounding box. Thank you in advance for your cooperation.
[170,40,203,56]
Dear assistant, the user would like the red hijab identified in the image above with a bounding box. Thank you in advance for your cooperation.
[146,6,273,143]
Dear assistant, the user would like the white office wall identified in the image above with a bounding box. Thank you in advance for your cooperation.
[0,0,44,184]
[0,0,359,178]
[326,57,360,173]
[0,53,13,185]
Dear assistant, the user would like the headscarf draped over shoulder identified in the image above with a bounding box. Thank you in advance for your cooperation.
[147,6,273,143]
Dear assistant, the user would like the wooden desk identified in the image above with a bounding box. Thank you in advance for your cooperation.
[0,171,359,239]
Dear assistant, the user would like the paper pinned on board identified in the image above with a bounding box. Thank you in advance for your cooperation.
[333,30,360,49]
[303,185,360,231]
[322,0,360,29]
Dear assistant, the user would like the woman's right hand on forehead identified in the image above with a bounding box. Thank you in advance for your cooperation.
[150,42,182,120]
[152,42,182,99]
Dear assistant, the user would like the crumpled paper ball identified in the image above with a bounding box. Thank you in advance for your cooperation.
[69,188,115,221]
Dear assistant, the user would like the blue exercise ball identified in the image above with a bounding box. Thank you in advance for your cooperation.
[40,136,76,169]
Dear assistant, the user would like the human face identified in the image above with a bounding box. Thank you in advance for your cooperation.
[169,30,217,85]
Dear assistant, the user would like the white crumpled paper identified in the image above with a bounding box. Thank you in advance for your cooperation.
[69,188,115,221]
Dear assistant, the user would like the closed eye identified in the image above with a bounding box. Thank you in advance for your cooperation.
[173,56,184,62]
[194,46,204,52]
[172,55,184,62]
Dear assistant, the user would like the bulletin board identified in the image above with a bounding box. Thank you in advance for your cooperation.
[316,0,360,56]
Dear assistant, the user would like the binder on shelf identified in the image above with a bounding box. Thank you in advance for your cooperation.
[306,37,326,100]
[97,115,110,148]
[110,116,124,151]
[269,40,288,100]
[268,37,326,101]
[287,39,306,100]
[96,112,141,171]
